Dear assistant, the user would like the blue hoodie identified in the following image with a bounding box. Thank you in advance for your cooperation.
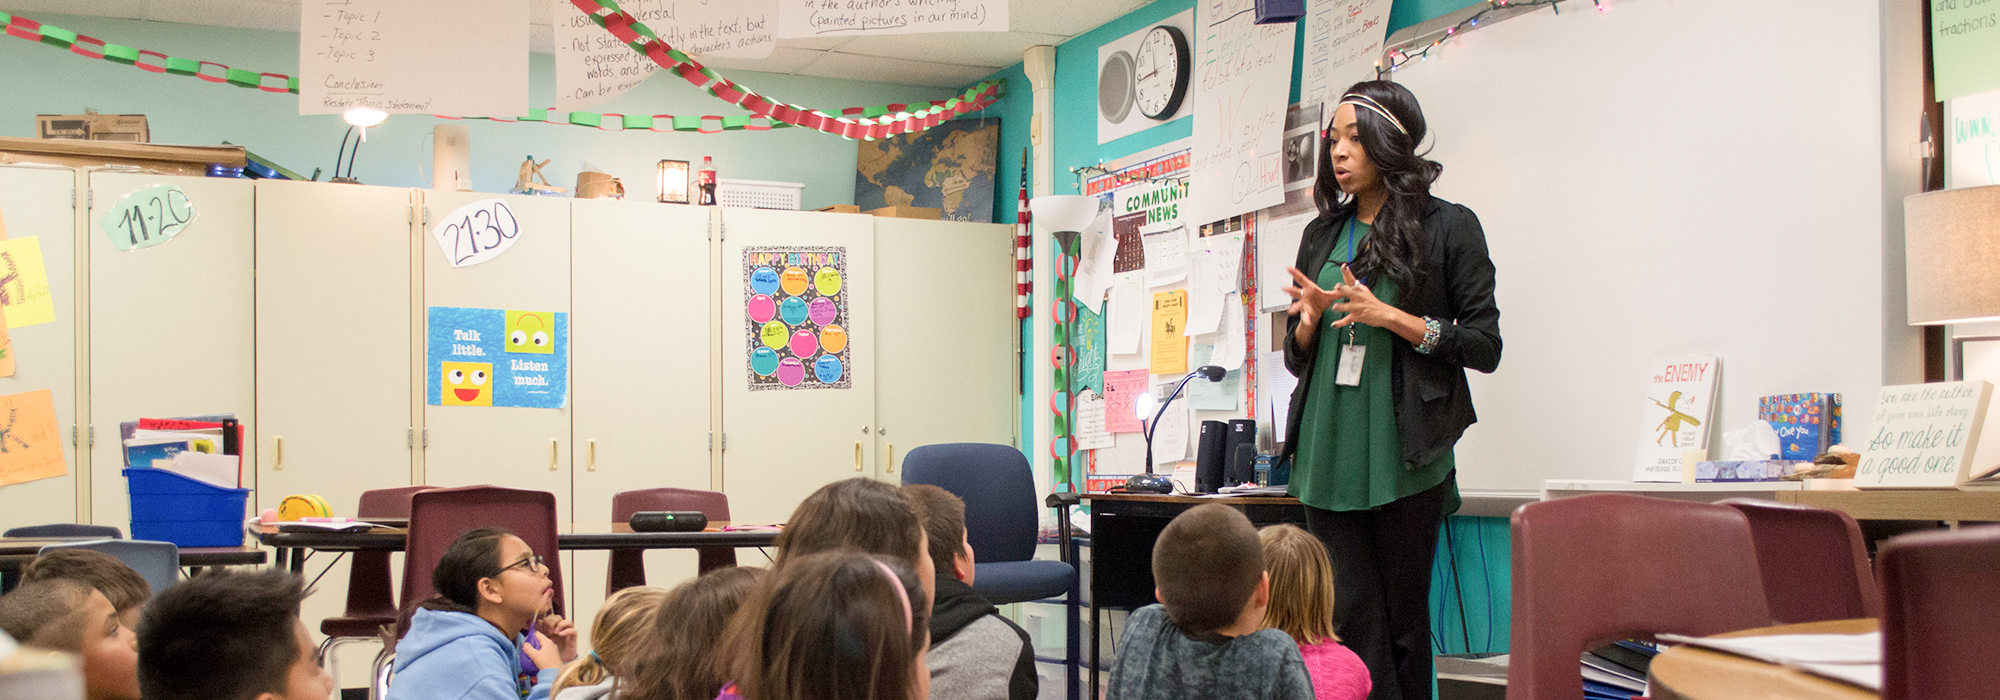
[387,608,556,700]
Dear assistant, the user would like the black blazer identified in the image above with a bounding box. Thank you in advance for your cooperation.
[1281,196,1502,470]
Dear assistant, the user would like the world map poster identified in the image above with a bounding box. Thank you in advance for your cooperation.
[855,118,999,223]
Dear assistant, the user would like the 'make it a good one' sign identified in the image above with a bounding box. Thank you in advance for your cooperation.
[1856,381,1993,488]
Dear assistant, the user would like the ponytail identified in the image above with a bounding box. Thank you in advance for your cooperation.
[550,585,670,697]
[416,528,513,615]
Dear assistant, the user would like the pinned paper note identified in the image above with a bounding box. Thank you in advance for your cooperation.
[1187,345,1240,411]
[1108,274,1145,355]
[1210,295,1247,371]
[1074,389,1115,451]
[1073,306,1107,393]
[1103,369,1149,434]
[101,184,196,251]
[1259,213,1314,311]
[0,237,57,328]
[0,389,66,486]
[1151,289,1188,375]
[431,199,523,268]
[1150,391,1190,467]
[1142,224,1188,286]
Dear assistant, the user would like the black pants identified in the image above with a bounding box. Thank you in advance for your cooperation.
[1304,473,1453,700]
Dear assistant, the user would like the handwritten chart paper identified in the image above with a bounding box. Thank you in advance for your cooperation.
[301,0,528,116]
[779,0,1006,38]
[1301,0,1392,111]
[1151,289,1188,375]
[0,389,65,486]
[554,0,777,112]
[1189,1,1294,226]
[0,238,57,328]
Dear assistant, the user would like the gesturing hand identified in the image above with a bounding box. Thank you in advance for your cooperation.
[1283,266,1339,327]
[538,613,579,664]
[1325,265,1407,332]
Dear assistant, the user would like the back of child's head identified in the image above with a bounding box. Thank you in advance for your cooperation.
[551,585,669,696]
[22,549,150,616]
[1152,504,1264,635]
[0,578,95,650]
[900,484,966,582]
[622,566,767,700]
[421,527,514,613]
[774,478,924,569]
[136,570,310,700]
[1258,524,1339,644]
[724,551,929,700]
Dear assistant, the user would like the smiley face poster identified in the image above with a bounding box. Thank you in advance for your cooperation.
[745,247,849,391]
[427,306,569,408]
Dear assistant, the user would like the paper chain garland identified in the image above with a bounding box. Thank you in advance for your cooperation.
[0,9,1001,137]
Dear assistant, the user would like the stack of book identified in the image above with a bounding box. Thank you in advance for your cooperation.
[1581,640,1655,700]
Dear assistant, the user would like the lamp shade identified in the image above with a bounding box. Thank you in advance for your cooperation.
[1907,185,2000,325]
[1030,195,1099,233]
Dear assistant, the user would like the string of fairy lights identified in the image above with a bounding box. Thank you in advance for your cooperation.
[1376,0,1602,76]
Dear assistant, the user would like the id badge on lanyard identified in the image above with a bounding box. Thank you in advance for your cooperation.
[1334,218,1364,386]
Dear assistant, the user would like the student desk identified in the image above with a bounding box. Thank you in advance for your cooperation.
[1649,619,1878,700]
[1073,493,1306,698]
[0,537,267,575]
[252,523,781,574]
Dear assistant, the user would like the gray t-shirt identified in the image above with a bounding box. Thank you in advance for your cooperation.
[1106,605,1315,700]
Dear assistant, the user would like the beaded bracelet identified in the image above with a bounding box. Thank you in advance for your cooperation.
[1414,316,1443,354]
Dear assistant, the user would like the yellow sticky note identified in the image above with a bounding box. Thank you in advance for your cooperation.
[0,389,66,486]
[504,310,556,354]
[1151,289,1188,376]
[0,237,57,328]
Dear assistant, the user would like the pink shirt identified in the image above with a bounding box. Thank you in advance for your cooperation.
[1297,639,1371,700]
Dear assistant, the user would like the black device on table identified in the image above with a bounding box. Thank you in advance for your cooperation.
[628,511,708,532]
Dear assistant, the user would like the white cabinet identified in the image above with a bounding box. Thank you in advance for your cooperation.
[0,166,80,531]
[86,173,255,528]
[254,180,416,512]
[418,191,574,522]
[719,208,877,524]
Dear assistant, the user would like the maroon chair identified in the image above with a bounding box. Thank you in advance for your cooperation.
[608,487,735,594]
[318,486,433,691]
[1879,524,2000,700]
[1508,494,1771,700]
[1718,498,1881,624]
[399,485,567,634]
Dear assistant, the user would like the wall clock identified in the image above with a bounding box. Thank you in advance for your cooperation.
[1133,24,1190,121]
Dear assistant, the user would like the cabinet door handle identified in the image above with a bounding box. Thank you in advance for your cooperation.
[587,439,597,472]
[549,438,559,471]
[274,436,284,470]
[854,442,863,472]
[886,443,896,473]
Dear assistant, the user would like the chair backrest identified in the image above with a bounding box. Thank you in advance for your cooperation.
[1508,494,1770,700]
[1717,498,1881,623]
[611,487,732,525]
[3,524,123,539]
[38,539,179,595]
[358,486,436,519]
[400,486,565,619]
[900,443,1037,563]
[1879,524,2000,700]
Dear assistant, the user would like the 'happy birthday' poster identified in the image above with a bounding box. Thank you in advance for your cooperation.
[744,247,850,391]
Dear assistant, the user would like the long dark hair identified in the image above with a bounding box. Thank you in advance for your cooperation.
[419,527,513,613]
[622,567,767,700]
[722,551,929,700]
[1314,80,1442,287]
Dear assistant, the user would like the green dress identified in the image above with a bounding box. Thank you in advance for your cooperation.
[1289,219,1460,513]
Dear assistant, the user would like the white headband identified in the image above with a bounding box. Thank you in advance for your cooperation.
[1337,94,1409,137]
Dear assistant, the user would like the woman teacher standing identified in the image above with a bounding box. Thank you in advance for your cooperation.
[1279,81,1501,700]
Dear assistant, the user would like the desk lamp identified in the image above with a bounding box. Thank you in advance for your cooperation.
[1129,365,1227,494]
[1905,185,2000,327]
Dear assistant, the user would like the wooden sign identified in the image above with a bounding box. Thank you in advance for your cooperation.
[1855,381,1993,488]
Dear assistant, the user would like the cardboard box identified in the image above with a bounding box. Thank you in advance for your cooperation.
[37,113,150,142]
[815,204,862,214]
[865,205,942,220]
[0,136,244,177]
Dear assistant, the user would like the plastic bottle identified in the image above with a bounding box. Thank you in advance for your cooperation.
[697,156,717,205]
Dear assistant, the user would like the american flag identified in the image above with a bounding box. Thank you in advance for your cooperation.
[1015,149,1031,318]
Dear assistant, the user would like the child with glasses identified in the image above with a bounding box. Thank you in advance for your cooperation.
[388,527,578,700]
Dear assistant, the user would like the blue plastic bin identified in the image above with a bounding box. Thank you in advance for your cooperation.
[122,468,249,547]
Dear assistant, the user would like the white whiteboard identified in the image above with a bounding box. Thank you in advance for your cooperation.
[1389,0,1920,494]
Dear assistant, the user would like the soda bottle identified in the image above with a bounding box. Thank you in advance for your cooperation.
[697,156,717,205]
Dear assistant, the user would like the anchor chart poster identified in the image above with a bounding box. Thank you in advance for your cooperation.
[745,247,850,391]
[427,306,569,408]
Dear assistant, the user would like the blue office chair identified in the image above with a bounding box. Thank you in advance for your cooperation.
[901,443,1076,605]
[39,539,179,595]
[2,524,126,593]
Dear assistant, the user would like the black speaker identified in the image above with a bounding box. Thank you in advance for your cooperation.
[628,511,708,532]
[1195,421,1228,492]
[1224,419,1258,485]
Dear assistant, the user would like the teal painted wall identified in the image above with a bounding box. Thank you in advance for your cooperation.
[1389,0,1489,35]
[0,12,957,210]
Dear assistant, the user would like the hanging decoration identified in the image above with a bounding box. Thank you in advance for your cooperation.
[0,9,1001,138]
[1375,0,1581,76]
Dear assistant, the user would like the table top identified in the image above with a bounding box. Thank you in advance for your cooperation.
[254,523,782,551]
[1650,619,1879,700]
[0,539,267,569]
[1778,488,2000,522]
[1080,492,1302,505]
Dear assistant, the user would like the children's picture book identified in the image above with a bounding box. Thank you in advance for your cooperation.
[1758,393,1842,461]
[1854,381,1993,489]
[1633,355,1720,482]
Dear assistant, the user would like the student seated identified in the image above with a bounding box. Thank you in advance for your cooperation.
[135,570,335,700]
[901,484,1037,700]
[718,551,929,700]
[22,549,151,632]
[620,566,765,700]
[775,477,935,600]
[1106,504,1314,700]
[1259,524,1370,700]
[548,585,668,699]
[388,527,578,700]
[0,578,142,700]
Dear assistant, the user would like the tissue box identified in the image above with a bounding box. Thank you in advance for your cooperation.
[1695,460,1810,482]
